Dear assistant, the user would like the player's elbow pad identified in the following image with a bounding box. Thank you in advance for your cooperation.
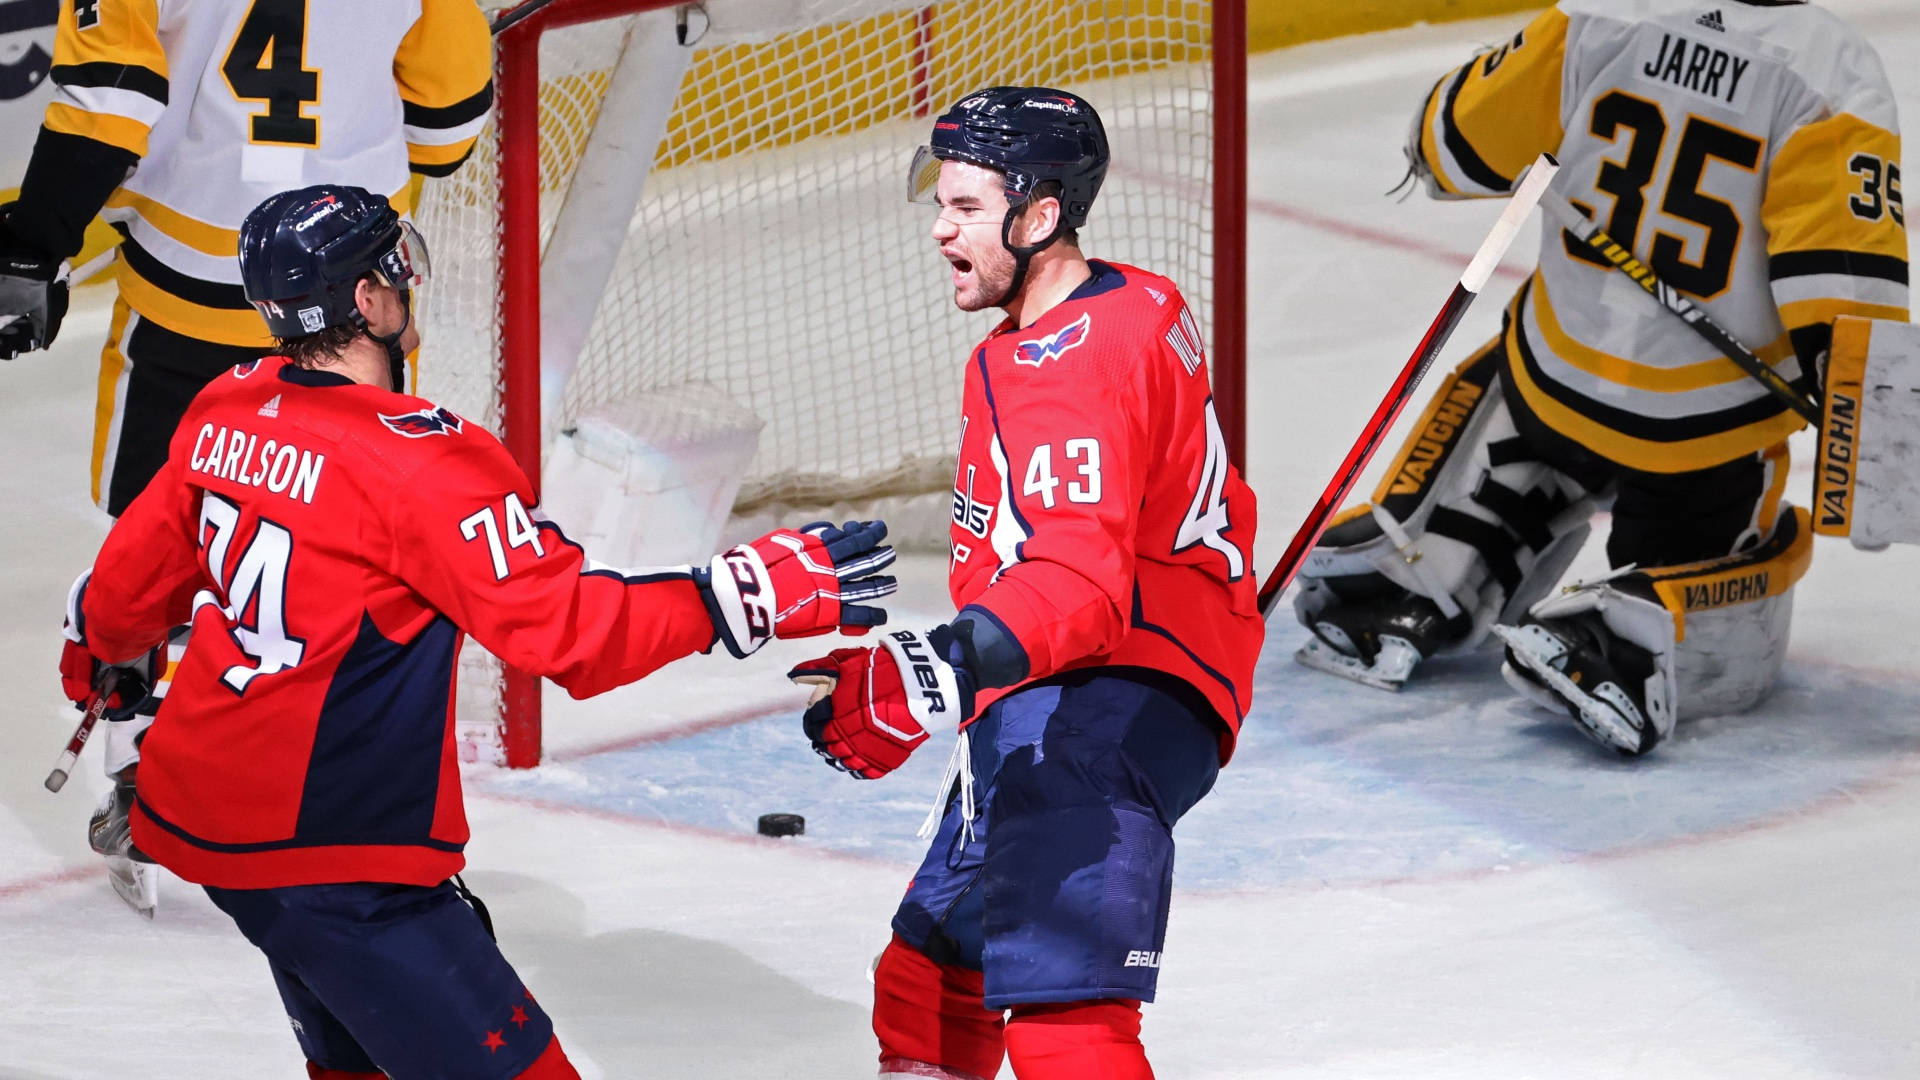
[949,605,1029,690]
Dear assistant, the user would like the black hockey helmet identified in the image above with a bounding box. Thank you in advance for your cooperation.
[908,87,1108,307]
[909,86,1109,230]
[238,185,429,387]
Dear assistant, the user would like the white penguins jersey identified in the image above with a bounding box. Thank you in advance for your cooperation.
[1410,0,1907,473]
[45,0,492,347]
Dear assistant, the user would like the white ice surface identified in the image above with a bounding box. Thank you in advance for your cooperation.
[5,2,1920,1075]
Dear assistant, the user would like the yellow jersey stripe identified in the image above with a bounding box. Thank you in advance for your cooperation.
[1532,276,1797,393]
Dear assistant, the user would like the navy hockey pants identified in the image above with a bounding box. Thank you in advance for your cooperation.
[891,667,1223,1009]
[205,879,557,1079]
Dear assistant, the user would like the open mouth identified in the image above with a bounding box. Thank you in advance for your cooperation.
[945,253,974,286]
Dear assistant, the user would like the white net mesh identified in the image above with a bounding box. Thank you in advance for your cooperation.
[415,0,1217,762]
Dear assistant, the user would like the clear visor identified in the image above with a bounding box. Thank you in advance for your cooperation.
[374,220,433,291]
[907,145,943,205]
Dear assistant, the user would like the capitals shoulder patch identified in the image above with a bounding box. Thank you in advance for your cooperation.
[1014,312,1092,368]
[379,406,464,438]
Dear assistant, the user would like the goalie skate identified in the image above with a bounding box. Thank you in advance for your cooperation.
[1493,620,1660,756]
[1293,634,1421,691]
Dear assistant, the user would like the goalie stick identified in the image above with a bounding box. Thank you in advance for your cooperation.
[1538,187,1822,426]
[1256,154,1561,618]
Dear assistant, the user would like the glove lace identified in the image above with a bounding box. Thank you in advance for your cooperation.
[916,729,975,844]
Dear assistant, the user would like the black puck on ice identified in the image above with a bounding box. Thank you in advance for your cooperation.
[757,813,805,838]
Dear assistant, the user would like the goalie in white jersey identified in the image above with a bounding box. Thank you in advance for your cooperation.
[1,0,492,914]
[1293,0,1907,754]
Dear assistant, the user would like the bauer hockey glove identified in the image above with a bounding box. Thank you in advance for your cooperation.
[789,627,976,779]
[695,520,896,658]
[59,573,161,720]
[0,206,68,360]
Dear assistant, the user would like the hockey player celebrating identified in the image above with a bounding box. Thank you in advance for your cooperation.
[57,185,898,1079]
[3,0,494,912]
[788,89,1263,1079]
[1292,0,1906,754]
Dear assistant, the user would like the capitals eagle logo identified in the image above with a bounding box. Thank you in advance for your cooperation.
[1014,313,1092,368]
[379,406,465,438]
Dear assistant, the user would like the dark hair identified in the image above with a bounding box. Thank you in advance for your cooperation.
[1022,180,1079,247]
[275,324,360,367]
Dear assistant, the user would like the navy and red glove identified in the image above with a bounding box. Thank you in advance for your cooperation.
[59,572,160,718]
[696,520,896,658]
[789,627,976,778]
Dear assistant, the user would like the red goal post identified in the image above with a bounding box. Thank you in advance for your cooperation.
[421,0,1247,766]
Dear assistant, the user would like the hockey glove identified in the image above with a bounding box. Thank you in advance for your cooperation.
[60,573,160,720]
[0,206,68,360]
[789,627,975,779]
[695,520,896,658]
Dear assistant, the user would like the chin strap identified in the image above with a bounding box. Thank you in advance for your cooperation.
[363,288,413,392]
[992,202,1064,310]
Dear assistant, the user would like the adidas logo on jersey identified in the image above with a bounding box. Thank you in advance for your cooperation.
[1695,9,1725,31]
[1144,285,1168,306]
[258,394,281,418]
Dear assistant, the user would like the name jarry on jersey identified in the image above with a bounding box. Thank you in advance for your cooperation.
[189,423,326,504]
[1643,31,1751,104]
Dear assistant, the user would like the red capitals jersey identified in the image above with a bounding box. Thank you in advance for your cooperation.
[83,357,720,889]
[950,261,1262,758]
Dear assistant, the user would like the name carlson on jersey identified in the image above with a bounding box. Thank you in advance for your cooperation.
[189,424,326,504]
[1642,32,1751,104]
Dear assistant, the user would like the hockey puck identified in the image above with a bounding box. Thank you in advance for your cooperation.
[757,813,805,838]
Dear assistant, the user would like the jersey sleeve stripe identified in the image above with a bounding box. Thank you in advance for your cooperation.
[402,84,493,132]
[1770,271,1908,311]
[50,61,168,106]
[1437,63,1513,194]
[41,102,150,156]
[1768,249,1909,286]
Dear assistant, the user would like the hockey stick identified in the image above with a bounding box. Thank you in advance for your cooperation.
[1538,188,1822,426]
[44,668,122,794]
[0,246,120,335]
[490,0,565,35]
[1256,154,1561,619]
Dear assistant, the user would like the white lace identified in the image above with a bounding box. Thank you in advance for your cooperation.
[916,729,975,845]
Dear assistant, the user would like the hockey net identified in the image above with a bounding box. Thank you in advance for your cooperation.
[416,0,1243,765]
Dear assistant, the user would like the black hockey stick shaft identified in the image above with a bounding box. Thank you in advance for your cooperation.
[490,0,564,36]
[45,668,122,794]
[1256,155,1561,618]
[1538,188,1821,426]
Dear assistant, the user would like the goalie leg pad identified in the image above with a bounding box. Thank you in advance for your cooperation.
[1294,343,1595,682]
[1499,505,1812,753]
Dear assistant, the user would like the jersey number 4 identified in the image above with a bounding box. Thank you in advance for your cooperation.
[196,494,308,694]
[223,0,321,146]
[1174,398,1245,581]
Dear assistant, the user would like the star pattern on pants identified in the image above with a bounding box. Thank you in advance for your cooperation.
[482,1029,506,1054]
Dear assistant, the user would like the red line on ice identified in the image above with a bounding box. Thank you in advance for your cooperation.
[0,864,99,903]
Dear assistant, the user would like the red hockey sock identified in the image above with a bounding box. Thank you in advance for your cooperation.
[1003,999,1152,1080]
[513,1036,581,1079]
[872,934,1005,1080]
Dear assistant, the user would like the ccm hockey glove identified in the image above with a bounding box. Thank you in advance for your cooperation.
[695,520,896,658]
[0,206,68,360]
[789,627,976,778]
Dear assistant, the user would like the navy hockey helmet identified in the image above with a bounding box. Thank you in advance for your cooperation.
[908,86,1109,231]
[240,184,427,336]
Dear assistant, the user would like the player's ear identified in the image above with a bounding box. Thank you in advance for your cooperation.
[353,276,380,324]
[1019,193,1062,247]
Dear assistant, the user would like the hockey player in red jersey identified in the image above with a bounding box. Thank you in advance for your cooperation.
[56,185,897,1079]
[788,88,1263,1080]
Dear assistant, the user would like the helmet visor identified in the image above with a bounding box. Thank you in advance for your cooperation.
[375,220,433,291]
[907,145,943,206]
